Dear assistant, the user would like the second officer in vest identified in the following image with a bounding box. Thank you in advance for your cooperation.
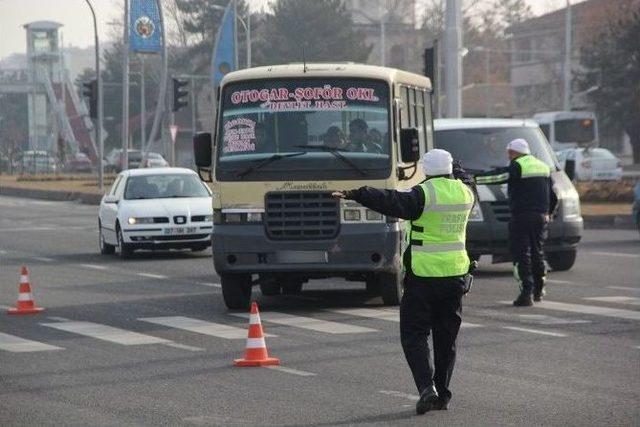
[475,139,558,306]
[333,149,475,415]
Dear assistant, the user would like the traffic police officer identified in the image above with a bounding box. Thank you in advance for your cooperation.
[333,149,476,415]
[475,139,558,306]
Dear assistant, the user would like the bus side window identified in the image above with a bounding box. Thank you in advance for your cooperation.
[424,92,434,151]
[415,89,426,158]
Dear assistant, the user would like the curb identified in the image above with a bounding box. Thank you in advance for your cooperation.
[582,214,634,230]
[0,185,102,205]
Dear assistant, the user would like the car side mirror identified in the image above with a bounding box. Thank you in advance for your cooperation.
[564,158,576,181]
[103,195,118,204]
[193,132,213,182]
[400,128,420,163]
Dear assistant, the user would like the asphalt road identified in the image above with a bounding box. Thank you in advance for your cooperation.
[0,195,638,427]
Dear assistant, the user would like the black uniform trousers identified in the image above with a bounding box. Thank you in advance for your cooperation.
[399,273,465,402]
[509,212,548,294]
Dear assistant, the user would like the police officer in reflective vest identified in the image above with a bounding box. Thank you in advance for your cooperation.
[475,139,558,306]
[333,149,476,414]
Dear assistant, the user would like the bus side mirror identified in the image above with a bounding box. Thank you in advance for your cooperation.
[193,132,212,182]
[564,158,576,181]
[400,128,420,163]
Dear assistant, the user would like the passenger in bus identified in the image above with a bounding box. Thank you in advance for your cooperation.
[347,118,383,153]
[323,126,347,150]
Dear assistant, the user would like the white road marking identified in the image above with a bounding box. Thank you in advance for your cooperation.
[590,251,638,258]
[137,273,168,279]
[634,346,640,350]
[607,286,640,293]
[197,282,221,288]
[47,317,70,322]
[502,326,567,337]
[546,279,575,285]
[379,390,419,401]
[162,342,204,352]
[0,250,7,255]
[499,300,640,321]
[0,304,13,310]
[139,316,273,339]
[79,264,108,270]
[265,366,316,376]
[32,257,54,262]
[231,312,377,334]
[41,321,170,345]
[0,227,55,232]
[0,332,63,353]
[517,314,590,325]
[330,307,483,328]
[584,296,640,306]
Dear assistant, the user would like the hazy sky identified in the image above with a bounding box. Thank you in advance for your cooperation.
[0,0,583,60]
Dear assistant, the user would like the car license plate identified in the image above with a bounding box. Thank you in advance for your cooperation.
[275,251,328,264]
[164,227,196,235]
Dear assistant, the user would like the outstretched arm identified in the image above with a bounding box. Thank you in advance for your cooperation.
[332,186,424,221]
[474,162,520,185]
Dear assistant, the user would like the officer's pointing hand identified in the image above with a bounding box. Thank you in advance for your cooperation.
[332,191,347,199]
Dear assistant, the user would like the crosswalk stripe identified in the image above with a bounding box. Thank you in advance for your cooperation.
[41,321,170,345]
[584,296,640,306]
[516,314,590,325]
[0,332,63,352]
[329,307,482,328]
[607,286,640,293]
[139,316,272,339]
[265,366,316,376]
[502,326,567,337]
[80,264,108,270]
[379,390,419,401]
[138,273,167,279]
[504,300,640,321]
[231,312,377,334]
[590,251,638,258]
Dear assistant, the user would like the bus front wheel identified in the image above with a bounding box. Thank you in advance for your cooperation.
[221,273,252,310]
[375,271,403,306]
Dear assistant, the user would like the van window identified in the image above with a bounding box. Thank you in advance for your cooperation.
[539,124,550,140]
[434,127,557,172]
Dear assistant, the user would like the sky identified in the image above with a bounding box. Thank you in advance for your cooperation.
[0,0,584,60]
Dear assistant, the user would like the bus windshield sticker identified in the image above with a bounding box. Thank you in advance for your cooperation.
[223,118,256,153]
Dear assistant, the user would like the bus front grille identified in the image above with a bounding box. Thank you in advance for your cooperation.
[265,192,339,240]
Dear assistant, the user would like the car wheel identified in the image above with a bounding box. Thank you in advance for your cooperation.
[546,249,577,271]
[281,278,303,295]
[117,224,133,260]
[374,270,403,306]
[220,273,252,310]
[99,221,115,255]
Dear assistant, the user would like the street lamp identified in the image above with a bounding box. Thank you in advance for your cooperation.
[210,4,251,68]
[82,0,104,192]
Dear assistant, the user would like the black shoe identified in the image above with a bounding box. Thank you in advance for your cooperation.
[533,284,546,302]
[416,387,439,415]
[513,293,533,307]
[433,398,449,410]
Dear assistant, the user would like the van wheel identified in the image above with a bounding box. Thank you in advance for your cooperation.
[281,279,303,295]
[365,275,380,294]
[375,271,403,306]
[221,273,252,310]
[546,249,577,271]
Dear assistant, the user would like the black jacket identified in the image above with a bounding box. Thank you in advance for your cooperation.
[475,160,558,216]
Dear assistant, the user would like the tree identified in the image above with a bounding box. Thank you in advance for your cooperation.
[578,6,640,163]
[0,93,28,173]
[253,0,371,66]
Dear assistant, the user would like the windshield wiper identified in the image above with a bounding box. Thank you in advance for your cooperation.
[293,144,367,176]
[236,151,307,178]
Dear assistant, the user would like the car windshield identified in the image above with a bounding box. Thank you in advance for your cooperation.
[434,126,557,172]
[216,78,391,181]
[124,174,210,199]
[555,118,595,143]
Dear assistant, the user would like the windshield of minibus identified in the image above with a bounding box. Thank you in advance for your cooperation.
[555,118,595,143]
[216,78,391,181]
[434,127,557,172]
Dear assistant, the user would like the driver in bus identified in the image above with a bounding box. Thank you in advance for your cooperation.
[347,118,383,153]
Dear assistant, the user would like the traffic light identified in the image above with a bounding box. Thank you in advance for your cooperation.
[82,79,98,118]
[172,77,189,112]
[423,44,437,84]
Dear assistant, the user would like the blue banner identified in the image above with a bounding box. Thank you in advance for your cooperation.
[129,0,163,54]
[211,3,236,88]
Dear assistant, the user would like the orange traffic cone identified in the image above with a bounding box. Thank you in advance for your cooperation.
[234,302,280,367]
[7,266,44,315]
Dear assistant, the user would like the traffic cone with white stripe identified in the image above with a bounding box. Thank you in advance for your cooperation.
[234,302,280,367]
[7,266,44,315]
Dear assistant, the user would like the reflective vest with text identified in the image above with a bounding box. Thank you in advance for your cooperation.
[410,178,475,278]
[514,154,550,179]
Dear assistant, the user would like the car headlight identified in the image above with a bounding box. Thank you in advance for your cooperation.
[468,203,484,222]
[203,215,214,222]
[128,217,154,225]
[562,197,581,220]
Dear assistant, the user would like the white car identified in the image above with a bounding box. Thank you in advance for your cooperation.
[141,152,170,168]
[556,147,622,181]
[98,168,213,258]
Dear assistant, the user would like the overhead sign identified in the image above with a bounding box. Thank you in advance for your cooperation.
[169,125,178,144]
[129,0,163,54]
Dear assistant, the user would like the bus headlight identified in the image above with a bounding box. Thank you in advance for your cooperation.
[343,209,361,221]
[468,203,484,222]
[562,197,581,220]
[365,209,383,221]
[246,212,263,222]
